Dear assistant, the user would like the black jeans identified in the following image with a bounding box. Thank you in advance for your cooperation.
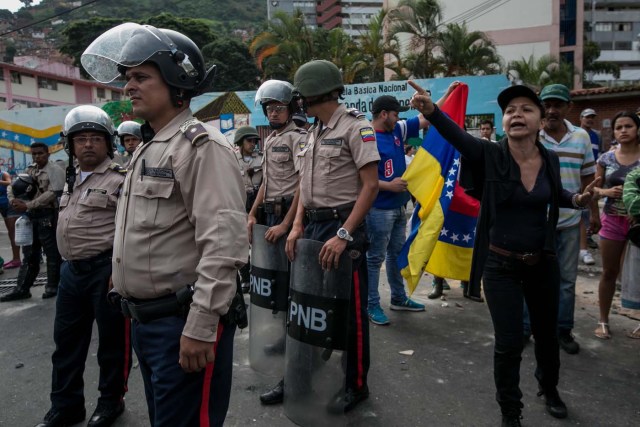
[482,251,560,416]
[17,211,61,292]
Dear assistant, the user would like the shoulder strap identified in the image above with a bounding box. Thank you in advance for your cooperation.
[179,118,209,146]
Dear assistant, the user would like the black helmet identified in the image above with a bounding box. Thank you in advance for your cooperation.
[117,121,142,144]
[233,126,260,146]
[11,174,37,200]
[61,105,116,158]
[81,23,214,97]
[294,60,343,98]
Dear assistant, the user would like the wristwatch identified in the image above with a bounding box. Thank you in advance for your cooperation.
[336,227,354,242]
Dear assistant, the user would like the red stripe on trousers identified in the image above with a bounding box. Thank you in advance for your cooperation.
[122,318,131,393]
[199,324,224,427]
[353,271,364,389]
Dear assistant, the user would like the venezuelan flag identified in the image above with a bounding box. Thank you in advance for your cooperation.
[398,84,480,294]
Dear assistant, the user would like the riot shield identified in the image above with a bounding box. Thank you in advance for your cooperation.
[249,224,289,377]
[283,239,352,427]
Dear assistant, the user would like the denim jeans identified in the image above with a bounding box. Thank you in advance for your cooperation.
[524,225,579,334]
[365,206,408,309]
[483,251,560,416]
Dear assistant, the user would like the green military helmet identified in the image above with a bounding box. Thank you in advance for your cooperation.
[294,60,343,98]
[233,126,260,145]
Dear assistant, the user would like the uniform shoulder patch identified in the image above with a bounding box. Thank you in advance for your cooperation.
[109,163,127,174]
[359,127,376,143]
[179,118,209,146]
[346,108,366,119]
[293,127,308,135]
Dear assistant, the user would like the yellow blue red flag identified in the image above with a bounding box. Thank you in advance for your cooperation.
[398,84,480,294]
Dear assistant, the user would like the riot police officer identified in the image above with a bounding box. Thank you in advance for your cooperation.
[285,60,380,418]
[35,105,132,427]
[245,80,307,405]
[1,142,64,302]
[81,23,247,427]
[116,120,142,167]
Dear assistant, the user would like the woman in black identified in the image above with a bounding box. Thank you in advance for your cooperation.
[408,82,598,427]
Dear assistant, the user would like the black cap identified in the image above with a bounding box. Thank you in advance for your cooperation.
[372,95,409,114]
[497,85,545,117]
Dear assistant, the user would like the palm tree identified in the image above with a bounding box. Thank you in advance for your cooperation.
[357,9,403,82]
[387,0,444,78]
[507,54,577,90]
[436,22,502,77]
[315,28,368,84]
[249,10,314,80]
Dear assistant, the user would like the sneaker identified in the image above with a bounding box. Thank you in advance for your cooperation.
[390,298,425,312]
[580,250,595,265]
[558,331,580,354]
[367,306,390,325]
[3,260,21,269]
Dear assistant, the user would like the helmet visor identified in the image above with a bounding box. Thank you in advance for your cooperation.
[255,80,294,106]
[81,23,174,83]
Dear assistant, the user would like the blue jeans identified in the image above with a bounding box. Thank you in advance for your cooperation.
[524,224,580,334]
[366,206,408,309]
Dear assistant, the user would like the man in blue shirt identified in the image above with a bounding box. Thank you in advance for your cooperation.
[366,95,428,325]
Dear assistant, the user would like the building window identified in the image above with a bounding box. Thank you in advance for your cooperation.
[616,22,632,32]
[111,91,121,101]
[0,97,6,102]
[97,88,105,98]
[599,41,613,50]
[10,71,21,84]
[615,41,632,50]
[595,22,612,32]
[0,69,4,81]
[38,77,58,91]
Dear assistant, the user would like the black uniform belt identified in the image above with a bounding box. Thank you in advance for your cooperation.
[69,250,112,270]
[304,202,354,223]
[121,285,194,324]
[262,195,294,215]
[489,244,541,266]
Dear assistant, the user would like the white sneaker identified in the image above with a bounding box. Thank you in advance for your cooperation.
[581,251,595,265]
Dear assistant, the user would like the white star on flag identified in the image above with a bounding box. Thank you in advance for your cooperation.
[454,158,460,167]
[440,227,448,236]
[1,131,7,138]
[445,178,454,187]
[446,190,454,199]
[451,233,459,242]
[463,234,471,242]
[448,167,457,176]
[30,138,35,144]
[14,135,19,141]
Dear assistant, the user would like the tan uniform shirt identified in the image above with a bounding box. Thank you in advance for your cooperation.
[57,158,125,260]
[112,110,248,342]
[263,121,307,200]
[298,105,380,208]
[236,150,263,193]
[9,161,65,210]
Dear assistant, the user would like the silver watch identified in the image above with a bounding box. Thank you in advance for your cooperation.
[336,227,354,242]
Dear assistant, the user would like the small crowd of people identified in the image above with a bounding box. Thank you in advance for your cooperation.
[0,22,638,427]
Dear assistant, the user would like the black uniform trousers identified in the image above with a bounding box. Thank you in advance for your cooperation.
[132,314,236,427]
[51,256,131,411]
[17,209,61,292]
[482,251,561,416]
[303,219,370,392]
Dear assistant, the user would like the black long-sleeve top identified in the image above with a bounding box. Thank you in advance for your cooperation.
[424,106,575,300]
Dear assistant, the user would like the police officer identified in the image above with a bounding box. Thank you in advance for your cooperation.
[1,142,64,302]
[116,120,142,167]
[246,80,307,405]
[235,125,263,290]
[35,105,132,427]
[285,60,380,413]
[81,23,247,427]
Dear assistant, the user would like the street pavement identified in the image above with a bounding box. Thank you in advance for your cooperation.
[0,225,638,426]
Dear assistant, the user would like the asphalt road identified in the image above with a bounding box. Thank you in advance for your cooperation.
[0,225,638,427]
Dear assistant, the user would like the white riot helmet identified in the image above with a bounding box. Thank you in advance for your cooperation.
[62,105,116,158]
[255,80,296,129]
[117,121,142,144]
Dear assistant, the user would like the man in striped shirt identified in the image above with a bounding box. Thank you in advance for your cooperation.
[526,84,598,355]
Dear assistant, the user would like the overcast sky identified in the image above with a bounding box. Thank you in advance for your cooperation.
[4,1,43,13]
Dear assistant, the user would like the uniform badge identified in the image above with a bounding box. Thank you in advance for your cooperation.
[359,127,375,143]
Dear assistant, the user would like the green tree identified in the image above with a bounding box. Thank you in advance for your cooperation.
[201,37,260,91]
[249,10,314,81]
[436,22,502,76]
[507,54,577,90]
[583,40,620,86]
[388,0,443,78]
[357,9,403,82]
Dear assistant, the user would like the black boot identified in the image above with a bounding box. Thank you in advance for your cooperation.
[0,262,37,302]
[260,379,284,405]
[0,286,31,302]
[42,257,60,299]
[501,414,522,427]
[428,279,444,299]
[538,387,567,419]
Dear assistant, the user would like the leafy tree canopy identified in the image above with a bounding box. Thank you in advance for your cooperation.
[202,37,260,91]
